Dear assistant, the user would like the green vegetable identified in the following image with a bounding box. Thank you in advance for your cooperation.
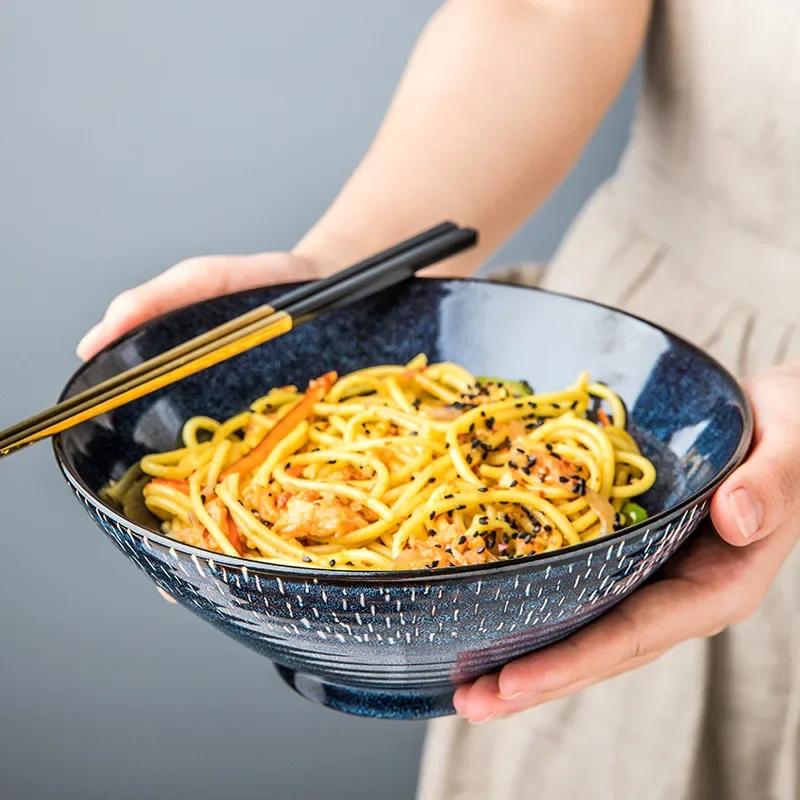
[621,501,648,526]
[476,377,534,397]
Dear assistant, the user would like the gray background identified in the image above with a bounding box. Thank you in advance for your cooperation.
[0,2,639,798]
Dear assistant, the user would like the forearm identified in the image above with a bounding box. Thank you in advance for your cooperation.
[295,0,651,277]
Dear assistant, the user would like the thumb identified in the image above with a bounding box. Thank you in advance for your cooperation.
[77,252,328,361]
[711,366,800,546]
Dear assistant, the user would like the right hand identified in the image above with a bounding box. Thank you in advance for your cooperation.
[76,251,333,361]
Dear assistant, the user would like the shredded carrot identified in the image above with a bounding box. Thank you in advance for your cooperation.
[146,478,190,494]
[216,506,244,556]
[597,409,611,427]
[205,497,244,556]
[227,517,244,555]
[221,371,338,478]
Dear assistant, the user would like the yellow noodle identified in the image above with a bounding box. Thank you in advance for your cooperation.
[114,357,656,571]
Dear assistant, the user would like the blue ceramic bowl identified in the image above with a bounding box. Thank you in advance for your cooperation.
[54,279,751,719]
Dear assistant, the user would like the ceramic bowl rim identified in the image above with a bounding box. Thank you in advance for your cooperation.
[54,278,753,583]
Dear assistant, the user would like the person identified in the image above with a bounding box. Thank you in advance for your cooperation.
[76,1,800,798]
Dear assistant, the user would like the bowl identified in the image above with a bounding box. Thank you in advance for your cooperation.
[54,279,751,719]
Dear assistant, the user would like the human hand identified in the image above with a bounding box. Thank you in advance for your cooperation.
[454,362,800,723]
[76,251,334,361]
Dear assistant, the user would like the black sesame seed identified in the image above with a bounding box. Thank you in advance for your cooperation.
[410,431,418,437]
[559,476,569,483]
[429,512,436,521]
[431,560,439,568]
[428,529,437,537]
[521,466,531,476]
[546,443,554,452]
[302,555,312,563]
[570,400,579,409]
[428,477,436,484]
[508,460,519,469]
[476,546,485,554]
[329,559,336,566]
[485,417,495,431]
[544,525,553,532]
[466,454,473,464]
[469,422,476,433]
[478,487,489,493]
[509,480,518,488]
[458,536,467,544]
[479,516,489,525]
[456,504,467,510]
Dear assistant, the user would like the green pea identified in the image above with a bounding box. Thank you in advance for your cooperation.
[621,502,648,526]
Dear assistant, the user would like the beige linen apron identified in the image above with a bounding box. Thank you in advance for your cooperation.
[417,2,800,798]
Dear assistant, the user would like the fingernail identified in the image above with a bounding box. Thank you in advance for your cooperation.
[76,324,101,359]
[498,690,524,701]
[469,714,496,725]
[729,487,762,540]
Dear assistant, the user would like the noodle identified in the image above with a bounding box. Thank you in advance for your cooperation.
[104,356,656,571]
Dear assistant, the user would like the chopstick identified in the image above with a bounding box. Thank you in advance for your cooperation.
[0,222,478,459]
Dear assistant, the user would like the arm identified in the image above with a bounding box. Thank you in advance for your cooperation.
[77,0,651,357]
[296,0,652,276]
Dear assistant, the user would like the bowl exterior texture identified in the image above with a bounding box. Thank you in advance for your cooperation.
[56,280,750,718]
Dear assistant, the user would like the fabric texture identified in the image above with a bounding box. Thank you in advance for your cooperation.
[417,1,800,797]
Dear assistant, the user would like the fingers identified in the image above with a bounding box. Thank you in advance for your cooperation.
[493,554,742,704]
[157,587,177,604]
[458,649,666,723]
[77,252,326,361]
[712,364,800,546]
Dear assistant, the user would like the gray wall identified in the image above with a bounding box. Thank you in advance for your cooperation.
[0,2,638,798]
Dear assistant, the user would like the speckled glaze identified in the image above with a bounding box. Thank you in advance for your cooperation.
[54,280,752,719]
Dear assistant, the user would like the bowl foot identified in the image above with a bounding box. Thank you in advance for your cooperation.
[274,665,455,720]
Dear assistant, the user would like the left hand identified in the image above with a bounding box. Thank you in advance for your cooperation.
[454,362,800,723]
